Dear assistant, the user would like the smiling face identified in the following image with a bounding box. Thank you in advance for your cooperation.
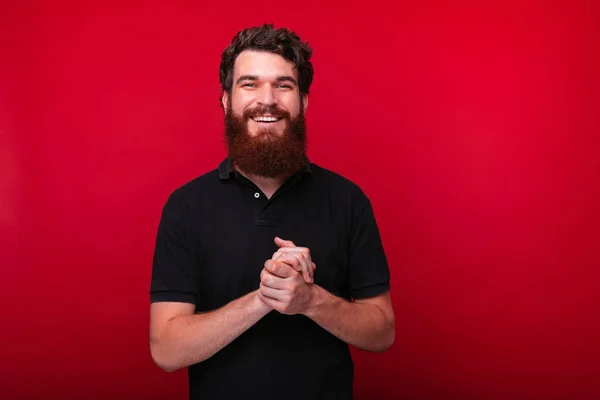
[223,50,308,137]
[222,50,309,178]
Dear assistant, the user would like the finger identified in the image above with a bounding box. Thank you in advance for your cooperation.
[294,253,314,283]
[259,282,285,301]
[271,247,315,274]
[296,254,315,283]
[261,269,288,289]
[274,237,296,248]
[257,290,273,308]
[258,291,281,313]
[274,253,301,272]
[275,253,311,282]
[275,246,310,255]
[264,259,296,278]
[276,253,312,283]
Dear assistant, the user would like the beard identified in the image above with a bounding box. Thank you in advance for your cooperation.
[224,102,308,179]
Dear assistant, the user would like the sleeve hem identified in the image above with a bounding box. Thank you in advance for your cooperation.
[150,291,197,304]
[350,282,390,300]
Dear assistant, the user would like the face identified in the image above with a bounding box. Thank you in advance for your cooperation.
[223,50,308,136]
[222,50,310,178]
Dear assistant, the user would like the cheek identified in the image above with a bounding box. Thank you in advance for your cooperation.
[234,102,249,116]
[281,97,302,117]
[230,93,254,114]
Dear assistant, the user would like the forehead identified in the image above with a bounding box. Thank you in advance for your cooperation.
[233,50,297,80]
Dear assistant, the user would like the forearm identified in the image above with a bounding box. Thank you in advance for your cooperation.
[151,290,269,371]
[305,285,394,352]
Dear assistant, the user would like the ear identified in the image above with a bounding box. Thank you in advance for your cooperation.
[222,91,229,112]
[302,94,308,112]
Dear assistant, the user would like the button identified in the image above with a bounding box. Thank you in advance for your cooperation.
[254,192,260,198]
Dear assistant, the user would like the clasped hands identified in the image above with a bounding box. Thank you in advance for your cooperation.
[257,237,317,315]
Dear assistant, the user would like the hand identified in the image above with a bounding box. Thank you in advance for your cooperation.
[258,258,315,315]
[272,237,316,284]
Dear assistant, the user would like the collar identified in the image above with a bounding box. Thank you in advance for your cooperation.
[218,156,313,180]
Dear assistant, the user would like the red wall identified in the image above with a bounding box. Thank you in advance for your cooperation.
[2,1,599,399]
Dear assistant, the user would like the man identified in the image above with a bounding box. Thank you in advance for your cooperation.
[149,24,394,399]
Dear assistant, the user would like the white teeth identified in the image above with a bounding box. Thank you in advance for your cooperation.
[253,116,279,122]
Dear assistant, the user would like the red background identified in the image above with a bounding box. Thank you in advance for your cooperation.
[1,1,599,399]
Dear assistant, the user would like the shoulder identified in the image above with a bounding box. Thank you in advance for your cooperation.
[161,168,221,216]
[309,163,372,211]
[309,163,363,192]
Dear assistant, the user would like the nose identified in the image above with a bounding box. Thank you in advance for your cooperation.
[256,84,276,106]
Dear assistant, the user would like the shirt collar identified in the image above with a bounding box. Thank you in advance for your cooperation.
[218,156,313,180]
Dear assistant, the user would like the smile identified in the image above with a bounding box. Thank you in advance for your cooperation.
[252,116,282,123]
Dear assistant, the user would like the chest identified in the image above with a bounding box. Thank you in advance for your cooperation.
[193,187,351,310]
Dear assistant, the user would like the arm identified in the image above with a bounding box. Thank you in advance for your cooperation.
[149,193,273,371]
[258,257,395,353]
[150,290,270,372]
[305,287,395,352]
[263,231,395,353]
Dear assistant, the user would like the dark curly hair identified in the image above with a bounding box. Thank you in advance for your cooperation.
[219,24,314,101]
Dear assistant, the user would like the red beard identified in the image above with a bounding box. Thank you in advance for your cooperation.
[224,103,308,178]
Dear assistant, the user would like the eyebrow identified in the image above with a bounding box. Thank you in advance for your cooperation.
[236,75,298,86]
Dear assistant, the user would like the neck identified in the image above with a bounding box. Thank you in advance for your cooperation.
[234,165,289,199]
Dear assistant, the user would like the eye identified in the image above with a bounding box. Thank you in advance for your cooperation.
[276,84,292,89]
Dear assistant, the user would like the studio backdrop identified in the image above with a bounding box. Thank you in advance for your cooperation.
[1,1,599,399]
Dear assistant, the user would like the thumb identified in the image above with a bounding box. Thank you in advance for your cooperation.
[274,236,296,248]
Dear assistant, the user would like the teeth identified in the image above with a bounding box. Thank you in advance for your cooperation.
[253,116,279,122]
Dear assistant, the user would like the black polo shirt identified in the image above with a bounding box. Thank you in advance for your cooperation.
[150,157,390,400]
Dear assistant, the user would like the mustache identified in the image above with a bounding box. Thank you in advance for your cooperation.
[244,105,291,120]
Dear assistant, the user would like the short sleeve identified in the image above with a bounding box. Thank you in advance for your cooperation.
[149,192,198,304]
[348,198,391,299]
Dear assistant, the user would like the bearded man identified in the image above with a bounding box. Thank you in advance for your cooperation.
[149,24,395,400]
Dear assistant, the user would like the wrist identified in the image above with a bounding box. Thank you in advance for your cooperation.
[305,284,329,319]
[251,290,272,316]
